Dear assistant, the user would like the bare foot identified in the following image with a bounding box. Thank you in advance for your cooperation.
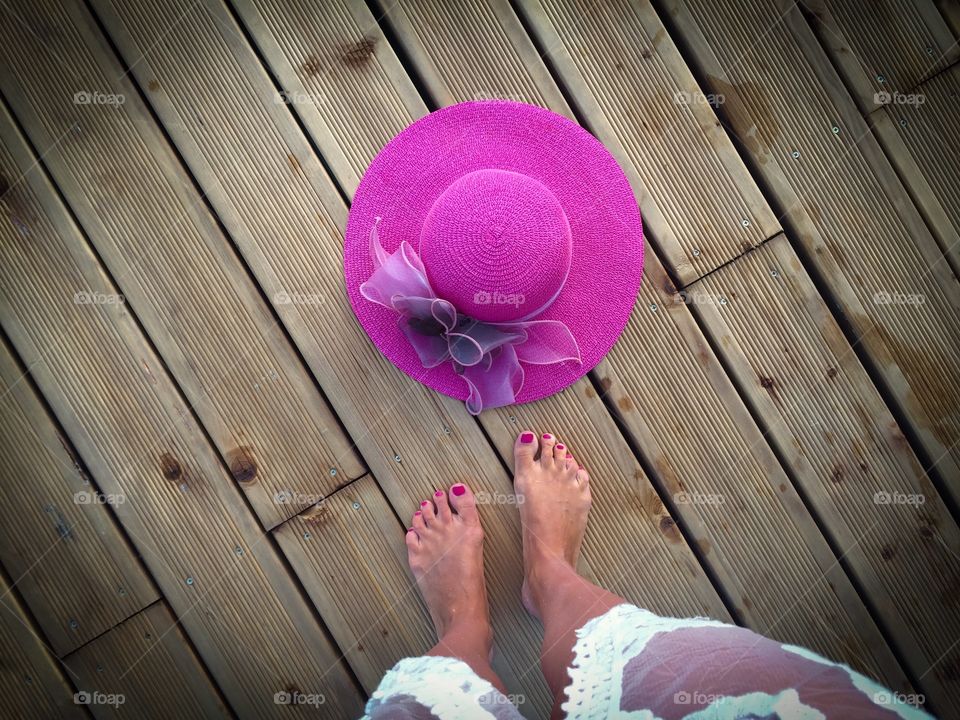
[513,431,592,619]
[406,483,492,656]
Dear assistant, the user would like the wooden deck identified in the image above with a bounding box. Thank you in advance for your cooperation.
[0,0,958,717]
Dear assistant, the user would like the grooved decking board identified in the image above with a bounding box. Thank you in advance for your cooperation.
[593,251,910,690]
[87,0,549,710]
[0,572,83,718]
[63,602,229,719]
[357,0,910,690]
[664,0,960,500]
[233,0,426,196]
[869,65,960,275]
[273,474,435,693]
[0,106,363,718]
[0,0,365,532]
[805,0,958,113]
[0,338,158,656]
[516,0,781,282]
[688,235,960,713]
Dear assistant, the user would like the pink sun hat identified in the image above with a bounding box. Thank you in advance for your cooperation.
[344,100,643,415]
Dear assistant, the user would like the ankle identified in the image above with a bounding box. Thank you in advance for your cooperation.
[524,553,579,610]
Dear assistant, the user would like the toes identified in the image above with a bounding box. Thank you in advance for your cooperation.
[576,468,590,488]
[433,489,452,521]
[412,508,428,533]
[539,433,557,467]
[404,528,420,551]
[565,451,579,472]
[514,430,538,471]
[448,483,480,525]
[419,499,435,525]
[554,441,569,465]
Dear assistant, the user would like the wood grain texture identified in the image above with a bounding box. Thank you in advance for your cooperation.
[63,602,229,719]
[0,0,365,532]
[273,474,435,693]
[0,571,83,718]
[517,0,781,282]
[89,0,549,709]
[0,338,158,656]
[869,64,960,275]
[804,0,958,113]
[689,234,960,712]
[365,0,911,691]
[664,0,960,502]
[0,106,363,718]
[233,0,426,197]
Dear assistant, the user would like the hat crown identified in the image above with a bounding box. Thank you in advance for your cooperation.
[419,169,572,323]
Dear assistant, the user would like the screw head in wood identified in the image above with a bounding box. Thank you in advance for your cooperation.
[329,468,337,476]
[352,501,361,510]
[791,150,800,159]
[185,577,194,586]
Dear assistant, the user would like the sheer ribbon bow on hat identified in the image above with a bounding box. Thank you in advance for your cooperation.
[360,222,582,415]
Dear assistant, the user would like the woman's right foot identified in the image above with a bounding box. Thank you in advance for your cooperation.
[513,431,592,619]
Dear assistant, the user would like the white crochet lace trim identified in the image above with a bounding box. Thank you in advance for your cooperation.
[561,603,728,720]
[362,655,519,719]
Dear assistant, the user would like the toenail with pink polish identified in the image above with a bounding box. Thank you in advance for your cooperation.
[420,501,430,507]
[542,433,552,439]
[556,444,565,450]
[435,490,443,497]
[520,432,534,444]
[414,511,421,516]
[451,484,466,496]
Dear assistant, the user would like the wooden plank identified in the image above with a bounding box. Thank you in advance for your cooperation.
[350,0,912,691]
[516,0,781,282]
[0,571,83,718]
[664,0,960,502]
[688,234,960,713]
[0,337,158,656]
[0,0,364,532]
[93,0,734,713]
[869,65,960,276]
[63,601,229,719]
[0,105,363,717]
[273,474,435,694]
[804,0,958,113]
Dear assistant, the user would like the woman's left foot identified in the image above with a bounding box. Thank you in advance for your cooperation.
[406,483,492,655]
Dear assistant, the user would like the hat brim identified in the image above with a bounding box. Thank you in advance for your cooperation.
[344,101,643,408]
